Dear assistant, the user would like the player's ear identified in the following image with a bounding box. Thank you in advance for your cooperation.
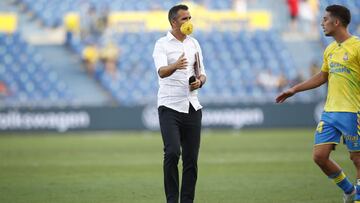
[171,19,177,27]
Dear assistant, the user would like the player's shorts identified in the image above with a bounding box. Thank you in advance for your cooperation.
[314,111,360,151]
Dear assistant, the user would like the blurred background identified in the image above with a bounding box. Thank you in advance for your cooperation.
[1,1,360,202]
[0,0,360,131]
[2,0,358,131]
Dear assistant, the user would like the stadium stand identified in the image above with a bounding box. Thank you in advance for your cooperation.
[7,0,358,106]
[16,0,235,28]
[0,33,73,106]
[49,0,301,106]
[71,30,297,106]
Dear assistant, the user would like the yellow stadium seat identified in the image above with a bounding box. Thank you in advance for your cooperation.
[0,13,17,33]
[64,12,80,33]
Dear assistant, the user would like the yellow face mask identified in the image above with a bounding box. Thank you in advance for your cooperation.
[180,21,193,35]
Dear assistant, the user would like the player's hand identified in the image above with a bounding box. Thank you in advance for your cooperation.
[190,79,201,91]
[275,88,296,103]
[174,53,188,70]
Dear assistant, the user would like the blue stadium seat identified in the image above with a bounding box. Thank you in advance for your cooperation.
[0,33,73,105]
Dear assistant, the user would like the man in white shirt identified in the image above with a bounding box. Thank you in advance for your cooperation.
[152,4,206,203]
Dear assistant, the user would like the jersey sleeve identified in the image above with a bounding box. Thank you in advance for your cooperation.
[321,47,329,73]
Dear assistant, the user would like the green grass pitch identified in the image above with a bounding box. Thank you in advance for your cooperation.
[0,129,355,203]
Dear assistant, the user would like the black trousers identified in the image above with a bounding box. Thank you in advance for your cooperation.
[158,104,202,203]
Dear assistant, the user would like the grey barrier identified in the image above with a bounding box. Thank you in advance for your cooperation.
[0,102,324,132]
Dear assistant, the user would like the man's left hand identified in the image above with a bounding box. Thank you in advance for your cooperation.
[190,79,202,91]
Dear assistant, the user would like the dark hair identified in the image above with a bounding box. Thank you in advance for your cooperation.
[326,5,351,27]
[168,4,188,25]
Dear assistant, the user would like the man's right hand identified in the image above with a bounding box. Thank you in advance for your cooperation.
[158,53,188,78]
[174,53,188,70]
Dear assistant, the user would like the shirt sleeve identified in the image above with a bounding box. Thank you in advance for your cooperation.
[321,47,329,73]
[152,40,168,71]
[194,39,206,76]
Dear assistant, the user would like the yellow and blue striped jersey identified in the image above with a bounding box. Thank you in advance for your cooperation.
[321,36,360,113]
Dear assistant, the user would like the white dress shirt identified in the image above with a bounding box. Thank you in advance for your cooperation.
[153,31,206,113]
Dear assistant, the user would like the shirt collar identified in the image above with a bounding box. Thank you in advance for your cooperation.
[338,36,355,46]
[166,31,175,41]
[166,31,189,42]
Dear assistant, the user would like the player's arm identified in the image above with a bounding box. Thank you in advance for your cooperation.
[276,71,328,103]
[158,53,188,78]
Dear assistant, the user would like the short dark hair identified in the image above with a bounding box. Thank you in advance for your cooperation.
[168,4,188,24]
[326,4,351,27]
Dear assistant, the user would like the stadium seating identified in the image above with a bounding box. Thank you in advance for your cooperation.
[70,30,298,106]
[74,0,357,106]
[14,0,360,106]
[17,0,233,27]
[0,33,72,106]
